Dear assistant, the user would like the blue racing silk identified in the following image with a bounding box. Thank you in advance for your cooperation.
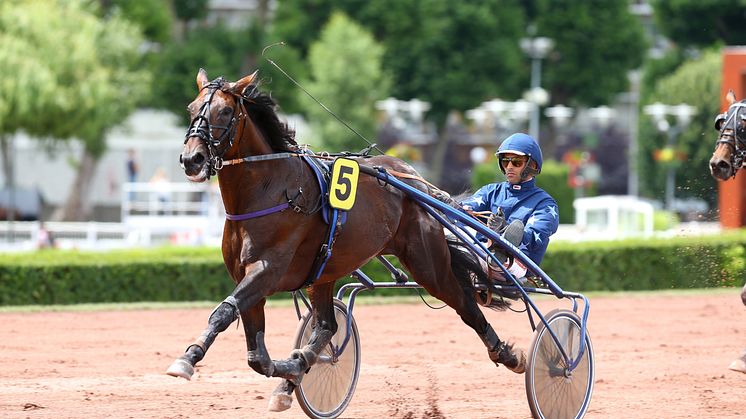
[459,178,559,265]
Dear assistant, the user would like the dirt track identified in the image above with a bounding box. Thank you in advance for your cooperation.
[1,290,745,418]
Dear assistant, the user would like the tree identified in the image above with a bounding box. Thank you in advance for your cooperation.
[302,12,390,152]
[101,0,173,44]
[173,0,209,23]
[638,49,721,209]
[534,0,647,107]
[149,24,252,123]
[271,0,338,57]
[652,0,746,48]
[359,0,527,124]
[0,0,149,220]
[275,0,526,124]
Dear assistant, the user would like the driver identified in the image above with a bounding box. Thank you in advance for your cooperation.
[460,133,559,279]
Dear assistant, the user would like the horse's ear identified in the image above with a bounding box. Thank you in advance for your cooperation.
[230,70,259,96]
[727,89,737,105]
[196,68,209,90]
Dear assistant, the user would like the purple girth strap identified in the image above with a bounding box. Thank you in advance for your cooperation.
[225,202,289,221]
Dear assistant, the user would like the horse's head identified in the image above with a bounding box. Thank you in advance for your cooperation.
[710,90,746,180]
[179,69,259,183]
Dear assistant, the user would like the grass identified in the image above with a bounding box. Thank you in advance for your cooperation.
[0,287,740,313]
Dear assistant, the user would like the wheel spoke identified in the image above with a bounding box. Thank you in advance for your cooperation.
[294,300,361,418]
[526,310,594,419]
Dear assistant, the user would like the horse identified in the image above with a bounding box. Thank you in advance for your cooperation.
[711,91,746,373]
[167,69,524,411]
[710,90,746,181]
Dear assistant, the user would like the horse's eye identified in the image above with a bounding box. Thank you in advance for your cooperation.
[220,107,233,116]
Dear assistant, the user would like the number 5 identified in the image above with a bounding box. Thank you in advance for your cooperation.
[330,158,359,210]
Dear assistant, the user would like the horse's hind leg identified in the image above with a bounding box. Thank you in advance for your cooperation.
[395,228,525,373]
[267,282,338,412]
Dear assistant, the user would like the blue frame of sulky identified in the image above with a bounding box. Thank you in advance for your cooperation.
[292,165,590,373]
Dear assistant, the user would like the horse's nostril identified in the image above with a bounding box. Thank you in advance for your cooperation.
[718,160,731,170]
[179,154,183,164]
[193,153,205,165]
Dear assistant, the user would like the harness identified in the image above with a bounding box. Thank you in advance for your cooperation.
[221,150,348,290]
[715,101,746,176]
[295,155,347,290]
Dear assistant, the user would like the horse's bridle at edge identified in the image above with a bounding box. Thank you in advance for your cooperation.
[716,101,746,176]
[183,78,246,178]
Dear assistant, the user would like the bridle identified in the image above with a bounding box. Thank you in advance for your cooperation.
[715,101,746,176]
[182,77,245,178]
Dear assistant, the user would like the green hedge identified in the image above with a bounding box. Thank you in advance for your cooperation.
[0,247,233,305]
[542,232,746,291]
[1,231,745,306]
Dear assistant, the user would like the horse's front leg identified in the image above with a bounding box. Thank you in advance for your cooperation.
[253,282,338,412]
[166,294,242,379]
[166,263,278,380]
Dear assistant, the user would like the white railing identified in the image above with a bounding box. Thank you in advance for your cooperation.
[0,221,132,251]
[121,182,223,219]
[0,182,227,250]
[120,182,225,246]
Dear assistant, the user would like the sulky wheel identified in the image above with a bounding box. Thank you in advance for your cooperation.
[525,309,594,419]
[293,298,361,419]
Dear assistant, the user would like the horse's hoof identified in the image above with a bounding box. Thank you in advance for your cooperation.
[166,358,194,380]
[267,392,293,412]
[728,358,746,373]
[492,342,526,374]
[508,347,526,374]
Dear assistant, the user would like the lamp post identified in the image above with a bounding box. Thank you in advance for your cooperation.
[627,70,642,197]
[520,36,554,142]
[545,105,615,199]
[466,99,532,141]
[643,102,696,211]
[375,97,432,138]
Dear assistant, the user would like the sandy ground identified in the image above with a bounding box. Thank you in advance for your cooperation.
[1,290,745,419]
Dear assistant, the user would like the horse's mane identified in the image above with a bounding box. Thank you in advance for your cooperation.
[242,83,298,152]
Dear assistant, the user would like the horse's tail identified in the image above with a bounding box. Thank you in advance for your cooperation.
[446,238,510,311]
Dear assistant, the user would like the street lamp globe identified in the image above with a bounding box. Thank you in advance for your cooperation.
[466,107,489,129]
[588,106,616,128]
[672,103,696,127]
[405,98,431,124]
[545,105,574,129]
[520,37,554,59]
[375,97,400,119]
[509,100,533,124]
[483,98,507,115]
[643,102,668,123]
[523,87,550,107]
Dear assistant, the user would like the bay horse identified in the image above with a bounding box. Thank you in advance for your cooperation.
[167,69,523,410]
[711,90,746,373]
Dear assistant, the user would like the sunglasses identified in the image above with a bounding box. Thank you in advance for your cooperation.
[500,157,528,167]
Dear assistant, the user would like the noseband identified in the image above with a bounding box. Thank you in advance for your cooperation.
[184,78,245,177]
[715,101,746,175]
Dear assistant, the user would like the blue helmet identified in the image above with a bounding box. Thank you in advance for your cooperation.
[496,133,543,178]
